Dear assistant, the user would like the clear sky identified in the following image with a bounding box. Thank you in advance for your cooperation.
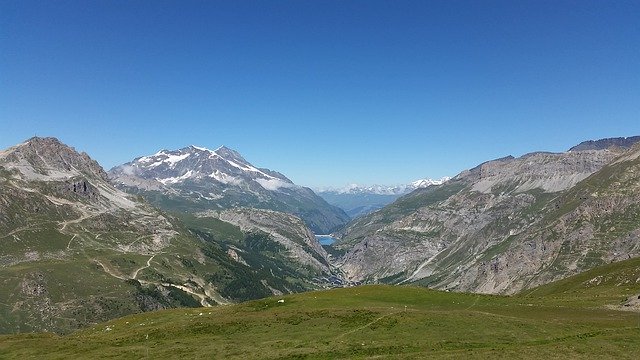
[2,1,639,188]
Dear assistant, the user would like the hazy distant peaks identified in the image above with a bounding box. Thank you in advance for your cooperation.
[318,177,451,195]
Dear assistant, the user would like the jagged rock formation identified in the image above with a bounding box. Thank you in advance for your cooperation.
[334,137,640,294]
[0,137,332,334]
[109,145,349,233]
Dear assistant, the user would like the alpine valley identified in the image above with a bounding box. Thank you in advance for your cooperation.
[2,134,640,344]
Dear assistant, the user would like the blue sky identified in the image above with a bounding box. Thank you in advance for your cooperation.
[2,1,639,188]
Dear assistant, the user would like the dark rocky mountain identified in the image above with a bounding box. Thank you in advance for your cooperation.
[109,145,349,233]
[333,139,640,294]
[569,136,640,152]
[0,138,334,334]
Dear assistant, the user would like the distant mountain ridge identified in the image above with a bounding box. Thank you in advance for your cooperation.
[317,177,450,195]
[109,145,349,233]
[316,177,450,218]
[569,136,640,151]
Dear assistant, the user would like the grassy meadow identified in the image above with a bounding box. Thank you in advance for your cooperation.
[1,258,639,359]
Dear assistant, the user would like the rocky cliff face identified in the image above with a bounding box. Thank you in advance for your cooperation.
[334,138,640,294]
[109,145,349,233]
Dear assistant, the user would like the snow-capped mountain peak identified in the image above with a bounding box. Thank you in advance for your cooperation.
[408,177,451,189]
[108,145,351,234]
[317,177,450,195]
[111,145,294,190]
[190,145,212,152]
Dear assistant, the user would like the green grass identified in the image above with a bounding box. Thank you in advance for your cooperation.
[1,261,639,360]
[177,213,245,243]
[386,181,467,217]
[520,256,640,307]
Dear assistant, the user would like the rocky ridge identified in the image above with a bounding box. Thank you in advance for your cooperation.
[569,136,640,152]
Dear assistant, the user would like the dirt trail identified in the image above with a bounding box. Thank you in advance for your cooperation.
[131,254,157,279]
[95,260,128,281]
[159,283,215,307]
[66,235,77,249]
[1,225,36,239]
[335,310,401,339]
[96,257,225,307]
[59,210,93,231]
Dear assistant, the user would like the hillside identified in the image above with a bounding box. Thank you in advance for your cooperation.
[334,138,640,294]
[1,256,638,359]
[0,138,335,334]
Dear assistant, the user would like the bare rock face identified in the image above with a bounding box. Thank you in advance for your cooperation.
[335,140,640,294]
[463,150,618,194]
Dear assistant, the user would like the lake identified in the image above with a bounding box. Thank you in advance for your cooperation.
[315,235,338,245]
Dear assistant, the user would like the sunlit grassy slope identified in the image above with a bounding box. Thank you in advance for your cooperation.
[1,258,639,359]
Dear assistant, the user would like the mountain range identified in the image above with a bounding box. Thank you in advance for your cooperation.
[316,178,450,218]
[109,145,349,234]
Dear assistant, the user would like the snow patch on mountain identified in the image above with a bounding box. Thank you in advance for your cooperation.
[208,170,242,185]
[110,144,301,191]
[158,170,194,185]
[409,177,451,189]
[256,178,293,191]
